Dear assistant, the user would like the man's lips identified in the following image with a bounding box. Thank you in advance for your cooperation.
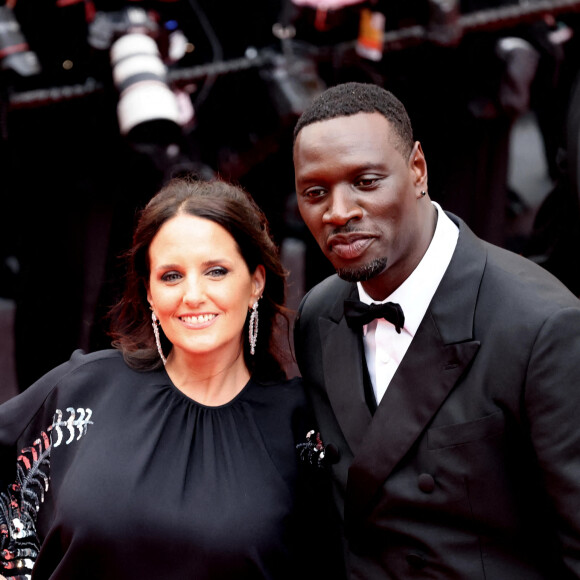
[327,234,375,260]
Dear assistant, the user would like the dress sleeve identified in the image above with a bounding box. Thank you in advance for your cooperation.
[0,363,67,579]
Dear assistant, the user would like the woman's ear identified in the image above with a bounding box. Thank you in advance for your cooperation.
[250,265,266,305]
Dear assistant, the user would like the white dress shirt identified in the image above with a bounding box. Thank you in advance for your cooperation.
[357,202,459,404]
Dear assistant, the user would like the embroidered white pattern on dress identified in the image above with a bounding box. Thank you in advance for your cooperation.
[0,408,93,579]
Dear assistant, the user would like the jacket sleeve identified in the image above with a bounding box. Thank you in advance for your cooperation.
[525,306,580,576]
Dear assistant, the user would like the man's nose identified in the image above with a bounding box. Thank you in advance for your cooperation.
[322,187,362,225]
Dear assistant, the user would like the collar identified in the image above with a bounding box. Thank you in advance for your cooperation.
[357,202,459,337]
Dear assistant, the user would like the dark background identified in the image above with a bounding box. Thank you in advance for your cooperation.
[1,0,580,397]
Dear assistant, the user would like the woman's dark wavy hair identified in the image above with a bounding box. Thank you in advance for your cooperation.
[108,176,289,380]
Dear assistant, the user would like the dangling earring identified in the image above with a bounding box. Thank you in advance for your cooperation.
[249,300,259,355]
[151,311,167,365]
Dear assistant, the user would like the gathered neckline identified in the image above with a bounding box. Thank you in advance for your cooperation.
[159,369,254,409]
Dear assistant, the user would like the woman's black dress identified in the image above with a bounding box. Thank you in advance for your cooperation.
[0,350,324,579]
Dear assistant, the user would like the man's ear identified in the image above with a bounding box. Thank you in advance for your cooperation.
[409,141,428,190]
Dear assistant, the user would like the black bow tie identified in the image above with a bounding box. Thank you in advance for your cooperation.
[344,298,405,334]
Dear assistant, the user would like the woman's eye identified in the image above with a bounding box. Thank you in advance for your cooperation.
[207,267,228,278]
[161,271,181,282]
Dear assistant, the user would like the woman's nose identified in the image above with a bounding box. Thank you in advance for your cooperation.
[182,278,204,305]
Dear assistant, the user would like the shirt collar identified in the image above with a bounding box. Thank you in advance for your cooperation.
[357,202,458,336]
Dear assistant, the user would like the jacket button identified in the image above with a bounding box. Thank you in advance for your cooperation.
[418,473,435,493]
[406,553,427,569]
[323,443,340,464]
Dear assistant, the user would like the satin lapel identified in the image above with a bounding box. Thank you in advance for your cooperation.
[320,294,373,458]
[345,214,484,526]
[345,315,480,524]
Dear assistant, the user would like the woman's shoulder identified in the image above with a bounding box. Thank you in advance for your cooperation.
[61,348,125,368]
[249,375,306,406]
[2,350,133,417]
[29,349,129,389]
[255,375,304,390]
[246,376,314,436]
[0,349,152,446]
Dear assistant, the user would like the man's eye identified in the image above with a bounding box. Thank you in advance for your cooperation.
[356,176,380,187]
[304,188,326,199]
[161,271,181,282]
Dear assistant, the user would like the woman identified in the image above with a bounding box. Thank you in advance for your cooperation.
[0,177,334,579]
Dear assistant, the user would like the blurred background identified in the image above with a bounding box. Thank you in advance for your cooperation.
[1,0,580,400]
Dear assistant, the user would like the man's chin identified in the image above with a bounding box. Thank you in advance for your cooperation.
[336,257,387,283]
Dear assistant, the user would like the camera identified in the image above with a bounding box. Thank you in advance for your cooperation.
[0,4,40,77]
[110,31,180,136]
[89,7,182,138]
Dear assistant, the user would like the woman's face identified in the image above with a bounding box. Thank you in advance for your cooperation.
[147,214,265,363]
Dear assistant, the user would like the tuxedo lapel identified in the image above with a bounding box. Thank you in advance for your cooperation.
[345,216,485,527]
[319,285,373,457]
[345,315,480,525]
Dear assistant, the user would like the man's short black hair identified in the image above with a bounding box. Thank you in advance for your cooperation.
[293,82,414,158]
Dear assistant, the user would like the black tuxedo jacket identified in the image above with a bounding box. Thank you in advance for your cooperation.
[294,214,580,579]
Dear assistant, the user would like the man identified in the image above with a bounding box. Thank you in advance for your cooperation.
[293,82,580,578]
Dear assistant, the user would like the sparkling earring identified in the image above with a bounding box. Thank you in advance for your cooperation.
[151,311,167,365]
[249,300,259,355]
[420,190,427,197]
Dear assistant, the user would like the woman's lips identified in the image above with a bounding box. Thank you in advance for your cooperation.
[179,313,218,329]
[329,236,374,260]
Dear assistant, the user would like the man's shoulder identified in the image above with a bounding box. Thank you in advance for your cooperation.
[299,274,352,317]
[294,275,353,369]
[484,242,579,306]
[306,273,350,296]
[454,214,579,309]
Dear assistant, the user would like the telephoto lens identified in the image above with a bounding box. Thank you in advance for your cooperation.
[110,32,180,136]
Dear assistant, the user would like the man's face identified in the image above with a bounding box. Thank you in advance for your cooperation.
[293,112,430,299]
